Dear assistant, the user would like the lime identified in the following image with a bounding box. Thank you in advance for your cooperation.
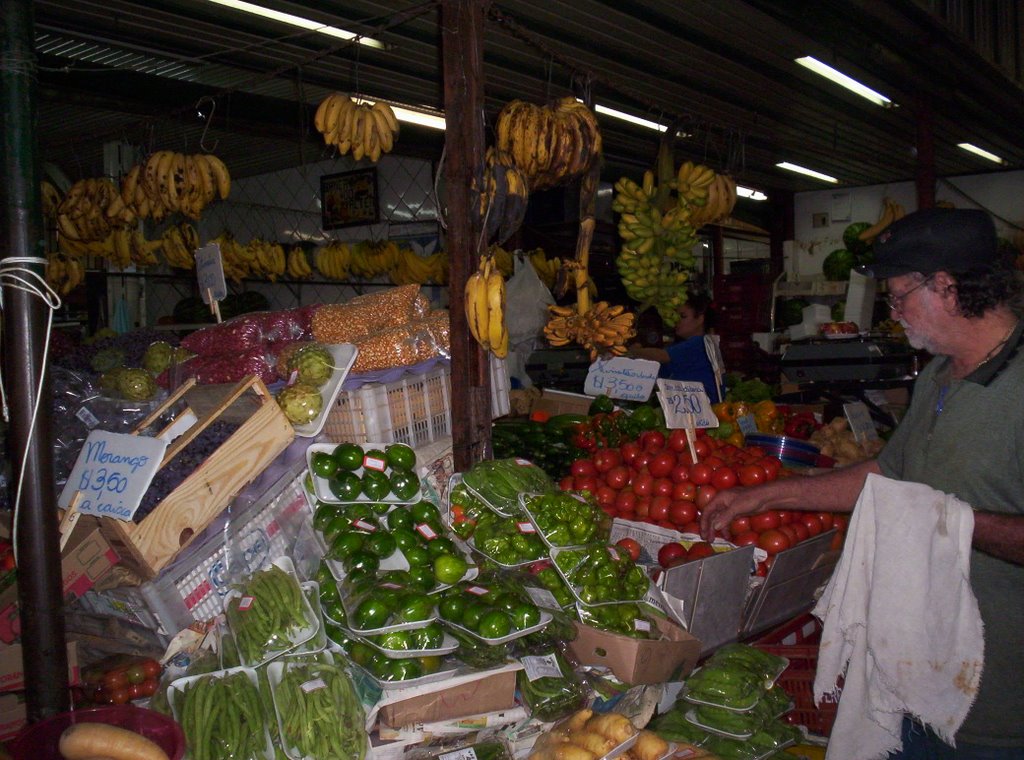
[327,531,365,561]
[314,560,334,588]
[311,451,339,479]
[409,622,444,649]
[387,508,414,532]
[391,527,421,552]
[362,448,388,472]
[433,553,468,586]
[328,471,361,501]
[510,603,541,629]
[388,658,422,681]
[313,502,344,532]
[418,655,442,674]
[385,443,416,472]
[427,536,457,558]
[389,471,420,501]
[364,531,397,559]
[367,502,390,515]
[438,594,467,622]
[353,598,390,630]
[410,500,442,525]
[477,610,512,639]
[460,601,491,631]
[333,442,365,471]
[346,502,374,521]
[403,545,431,567]
[407,565,436,593]
[489,592,521,614]
[375,630,410,651]
[361,470,390,501]
[322,597,347,625]
[396,593,434,622]
[323,514,353,543]
[343,551,380,576]
[347,640,376,667]
[368,652,392,679]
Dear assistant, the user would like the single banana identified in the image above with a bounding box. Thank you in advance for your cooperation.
[203,154,231,200]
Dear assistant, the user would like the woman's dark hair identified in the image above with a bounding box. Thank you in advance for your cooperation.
[949,248,1024,318]
[635,308,667,347]
[684,288,716,330]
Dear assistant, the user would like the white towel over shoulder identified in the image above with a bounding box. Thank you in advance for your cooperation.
[812,473,984,760]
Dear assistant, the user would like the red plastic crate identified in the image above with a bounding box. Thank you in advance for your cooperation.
[753,613,839,737]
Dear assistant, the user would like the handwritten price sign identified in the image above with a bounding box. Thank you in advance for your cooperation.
[584,357,660,401]
[58,430,168,521]
[656,379,719,430]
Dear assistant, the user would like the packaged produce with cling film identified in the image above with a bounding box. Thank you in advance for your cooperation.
[350,309,450,373]
[158,346,276,387]
[311,284,429,344]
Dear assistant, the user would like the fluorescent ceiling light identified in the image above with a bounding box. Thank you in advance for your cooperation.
[957,142,1005,165]
[593,104,667,133]
[736,185,767,201]
[795,56,892,108]
[353,98,445,130]
[206,0,385,48]
[776,161,839,184]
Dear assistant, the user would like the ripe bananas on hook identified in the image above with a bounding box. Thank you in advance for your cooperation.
[464,255,509,358]
[314,92,400,163]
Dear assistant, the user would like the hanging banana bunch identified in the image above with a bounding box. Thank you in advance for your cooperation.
[464,252,509,359]
[472,148,530,245]
[119,152,231,222]
[686,170,738,228]
[44,253,86,296]
[313,92,400,163]
[857,197,907,243]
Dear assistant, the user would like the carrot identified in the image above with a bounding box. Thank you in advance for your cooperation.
[58,722,169,760]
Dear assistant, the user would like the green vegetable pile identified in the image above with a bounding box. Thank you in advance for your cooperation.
[437,580,544,640]
[491,416,583,477]
[224,564,311,665]
[470,510,548,566]
[312,441,420,503]
[517,649,586,722]
[522,490,609,547]
[553,544,650,605]
[461,458,554,515]
[576,602,661,638]
[272,656,367,760]
[176,670,268,760]
[343,577,437,632]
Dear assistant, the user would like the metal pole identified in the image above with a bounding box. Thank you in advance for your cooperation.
[1,0,70,720]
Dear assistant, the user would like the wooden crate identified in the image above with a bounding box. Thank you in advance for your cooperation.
[97,375,294,581]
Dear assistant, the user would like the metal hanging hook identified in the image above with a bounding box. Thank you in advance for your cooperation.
[196,95,219,152]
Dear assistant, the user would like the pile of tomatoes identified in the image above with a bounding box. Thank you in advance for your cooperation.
[76,657,162,706]
[557,428,846,567]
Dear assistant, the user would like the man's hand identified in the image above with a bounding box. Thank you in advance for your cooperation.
[699,483,773,541]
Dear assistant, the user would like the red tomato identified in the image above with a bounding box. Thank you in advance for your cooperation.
[778,510,794,525]
[667,429,689,452]
[127,683,143,700]
[800,514,823,537]
[138,678,159,698]
[672,481,697,502]
[620,441,642,466]
[657,520,676,530]
[573,475,598,494]
[654,477,674,498]
[729,517,751,536]
[649,495,671,522]
[732,530,760,547]
[595,486,617,508]
[641,430,666,452]
[831,530,846,551]
[648,451,676,479]
[693,438,710,458]
[634,498,650,518]
[704,455,726,472]
[657,542,687,568]
[777,524,799,545]
[102,669,128,691]
[109,687,131,705]
[140,659,162,679]
[695,484,718,509]
[757,529,791,555]
[737,464,768,487]
[817,512,835,531]
[687,541,716,561]
[689,463,713,485]
[559,475,574,491]
[669,464,691,484]
[571,459,598,478]
[758,456,783,480]
[593,448,622,473]
[710,467,738,490]
[750,511,781,532]
[604,465,630,491]
[632,472,654,497]
[670,500,697,527]
[832,514,849,532]
[615,538,642,562]
[680,521,701,534]
[615,489,637,512]
[790,521,810,542]
[633,452,653,471]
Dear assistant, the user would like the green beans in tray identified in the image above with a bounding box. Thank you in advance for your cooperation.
[224,560,315,666]
[268,653,368,760]
[171,667,270,760]
[460,458,554,516]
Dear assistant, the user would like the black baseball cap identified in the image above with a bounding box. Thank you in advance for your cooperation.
[859,207,997,279]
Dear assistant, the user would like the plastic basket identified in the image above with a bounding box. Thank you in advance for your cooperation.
[752,612,839,737]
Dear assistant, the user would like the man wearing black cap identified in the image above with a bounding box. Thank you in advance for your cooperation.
[700,207,1024,757]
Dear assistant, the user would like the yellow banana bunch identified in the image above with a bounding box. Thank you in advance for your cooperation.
[161,223,198,270]
[390,246,447,285]
[688,173,738,228]
[314,93,400,163]
[473,149,530,245]
[526,248,561,290]
[315,241,352,280]
[121,152,230,222]
[286,246,313,279]
[464,254,508,358]
[544,302,636,360]
[44,254,86,296]
[674,161,716,207]
[212,233,251,283]
[858,197,907,242]
[40,181,62,219]
[491,244,515,278]
[495,96,602,191]
[55,177,134,244]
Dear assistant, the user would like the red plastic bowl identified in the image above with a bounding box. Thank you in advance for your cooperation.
[9,705,185,760]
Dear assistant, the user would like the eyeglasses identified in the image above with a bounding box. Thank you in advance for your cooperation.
[886,275,934,313]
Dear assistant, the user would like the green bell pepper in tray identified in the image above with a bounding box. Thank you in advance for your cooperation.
[520,490,610,548]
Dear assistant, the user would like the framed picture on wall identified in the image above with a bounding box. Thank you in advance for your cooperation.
[321,168,380,229]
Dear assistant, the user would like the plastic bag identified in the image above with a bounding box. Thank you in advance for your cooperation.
[311,284,427,344]
[350,312,449,373]
[180,312,269,355]
[161,345,276,386]
[506,253,555,346]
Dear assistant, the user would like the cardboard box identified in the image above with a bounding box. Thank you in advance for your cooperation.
[377,664,520,729]
[0,641,80,692]
[529,389,593,419]
[0,524,119,644]
[0,693,26,742]
[569,615,701,685]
